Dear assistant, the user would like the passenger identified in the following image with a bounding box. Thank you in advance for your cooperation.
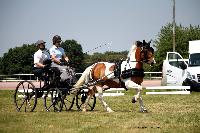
[33,40,51,78]
[49,35,71,83]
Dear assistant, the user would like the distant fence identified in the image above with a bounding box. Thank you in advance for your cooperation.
[143,72,162,80]
[0,72,162,82]
[90,86,190,96]
[146,86,190,95]
[0,74,36,82]
[95,86,190,96]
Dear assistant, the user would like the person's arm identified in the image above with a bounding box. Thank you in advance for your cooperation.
[35,62,45,68]
[63,53,69,62]
[49,47,62,65]
[51,54,62,65]
[61,48,69,62]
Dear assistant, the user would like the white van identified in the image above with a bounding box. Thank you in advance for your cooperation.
[161,52,200,91]
[187,40,200,83]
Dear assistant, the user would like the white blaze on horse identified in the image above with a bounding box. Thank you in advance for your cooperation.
[73,40,155,112]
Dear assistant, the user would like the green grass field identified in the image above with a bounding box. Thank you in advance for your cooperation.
[0,90,200,133]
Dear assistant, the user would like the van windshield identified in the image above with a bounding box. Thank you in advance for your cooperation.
[189,53,200,66]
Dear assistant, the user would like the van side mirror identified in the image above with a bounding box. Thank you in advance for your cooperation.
[179,62,187,70]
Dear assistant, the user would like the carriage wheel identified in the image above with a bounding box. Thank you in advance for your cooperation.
[44,88,64,112]
[62,91,75,111]
[14,81,37,112]
[76,90,96,111]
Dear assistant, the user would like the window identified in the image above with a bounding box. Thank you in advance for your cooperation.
[168,53,186,69]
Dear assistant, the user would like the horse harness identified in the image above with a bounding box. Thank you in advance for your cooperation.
[114,60,145,79]
[86,55,145,89]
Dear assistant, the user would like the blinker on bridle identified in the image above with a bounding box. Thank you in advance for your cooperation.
[139,40,154,63]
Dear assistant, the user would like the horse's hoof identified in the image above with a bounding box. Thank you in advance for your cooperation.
[141,108,148,113]
[82,108,87,112]
[106,108,114,113]
[132,96,137,103]
[108,110,114,113]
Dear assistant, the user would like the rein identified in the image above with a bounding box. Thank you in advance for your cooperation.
[85,43,111,54]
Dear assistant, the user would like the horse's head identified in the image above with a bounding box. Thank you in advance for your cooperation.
[135,40,155,66]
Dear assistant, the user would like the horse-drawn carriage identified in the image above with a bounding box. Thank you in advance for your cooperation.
[14,40,155,113]
[13,64,96,112]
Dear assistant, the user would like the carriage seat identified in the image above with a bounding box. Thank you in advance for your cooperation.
[32,66,60,81]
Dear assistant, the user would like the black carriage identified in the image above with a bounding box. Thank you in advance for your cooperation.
[13,65,96,112]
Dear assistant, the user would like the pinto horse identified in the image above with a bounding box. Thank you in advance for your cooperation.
[73,40,155,112]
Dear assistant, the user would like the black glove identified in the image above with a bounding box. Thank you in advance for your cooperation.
[66,60,72,66]
[43,65,50,70]
[43,59,52,65]
[60,62,65,66]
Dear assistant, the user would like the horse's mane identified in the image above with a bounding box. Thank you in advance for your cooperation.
[127,42,137,60]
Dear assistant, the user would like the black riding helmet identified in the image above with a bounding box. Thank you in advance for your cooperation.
[52,35,62,44]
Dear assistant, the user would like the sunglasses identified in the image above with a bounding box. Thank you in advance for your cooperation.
[56,40,62,43]
[39,43,45,45]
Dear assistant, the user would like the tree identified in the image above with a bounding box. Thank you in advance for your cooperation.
[153,23,200,71]
[0,44,37,74]
[61,40,84,72]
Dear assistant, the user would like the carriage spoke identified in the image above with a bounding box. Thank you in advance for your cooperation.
[63,101,67,109]
[53,101,61,112]
[27,99,32,108]
[63,94,75,111]
[47,103,54,111]
[25,99,27,112]
[65,99,73,104]
[88,103,92,108]
[79,103,84,106]
[44,88,63,112]
[18,99,26,111]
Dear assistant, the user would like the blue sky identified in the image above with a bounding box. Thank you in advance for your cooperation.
[0,0,199,57]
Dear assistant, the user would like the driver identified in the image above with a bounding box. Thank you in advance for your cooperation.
[49,35,71,83]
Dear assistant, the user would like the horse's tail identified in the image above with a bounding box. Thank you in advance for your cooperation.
[73,66,93,88]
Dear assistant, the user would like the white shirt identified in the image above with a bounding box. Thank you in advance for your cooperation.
[49,45,65,61]
[34,49,50,67]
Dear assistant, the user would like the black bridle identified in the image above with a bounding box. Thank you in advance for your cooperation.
[126,40,154,64]
[139,40,154,64]
[141,46,154,63]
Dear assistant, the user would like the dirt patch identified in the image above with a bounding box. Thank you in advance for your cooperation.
[142,80,161,87]
[0,81,44,90]
[0,80,161,90]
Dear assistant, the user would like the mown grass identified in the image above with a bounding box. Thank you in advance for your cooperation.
[0,90,200,133]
